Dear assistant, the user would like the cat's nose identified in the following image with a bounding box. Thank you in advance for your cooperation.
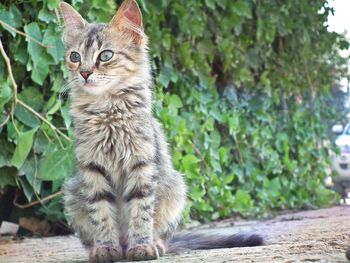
[80,71,92,80]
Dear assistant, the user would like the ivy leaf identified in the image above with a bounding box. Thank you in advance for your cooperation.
[159,66,171,87]
[18,86,44,111]
[72,0,84,4]
[205,0,216,10]
[232,0,251,18]
[14,39,29,64]
[14,87,43,128]
[47,0,60,10]
[43,25,64,64]
[24,22,44,67]
[61,104,72,129]
[38,7,56,23]
[235,190,252,211]
[10,128,38,169]
[182,154,200,176]
[226,115,239,135]
[0,82,12,112]
[38,146,74,181]
[14,104,40,128]
[169,94,183,109]
[190,184,206,201]
[31,55,51,85]
[0,138,15,167]
[18,176,34,201]
[22,157,42,194]
[0,167,17,188]
[0,5,22,36]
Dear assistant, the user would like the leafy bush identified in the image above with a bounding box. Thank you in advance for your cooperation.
[0,0,347,226]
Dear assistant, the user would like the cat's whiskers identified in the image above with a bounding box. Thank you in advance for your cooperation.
[59,78,79,102]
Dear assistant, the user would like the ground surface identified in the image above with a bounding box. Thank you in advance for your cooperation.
[0,206,349,263]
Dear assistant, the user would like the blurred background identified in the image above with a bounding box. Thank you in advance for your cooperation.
[0,0,350,236]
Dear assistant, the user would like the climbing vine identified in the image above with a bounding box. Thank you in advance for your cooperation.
[0,0,347,226]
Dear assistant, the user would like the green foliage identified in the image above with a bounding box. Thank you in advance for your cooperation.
[0,0,347,225]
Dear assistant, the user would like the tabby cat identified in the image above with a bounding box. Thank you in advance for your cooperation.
[60,1,263,262]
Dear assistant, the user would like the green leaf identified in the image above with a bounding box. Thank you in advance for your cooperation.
[24,22,44,67]
[61,104,72,129]
[18,176,34,201]
[38,146,74,181]
[0,167,17,188]
[47,0,60,10]
[43,25,64,64]
[235,190,252,210]
[190,184,206,201]
[0,5,22,36]
[232,0,251,18]
[47,99,61,116]
[18,86,44,111]
[31,55,51,84]
[223,174,235,184]
[169,94,183,108]
[0,137,15,167]
[22,157,42,194]
[72,0,84,4]
[205,0,216,10]
[14,87,43,128]
[10,128,38,169]
[38,7,56,23]
[0,82,12,112]
[14,104,40,128]
[159,66,172,87]
[33,131,51,154]
[14,39,29,64]
[182,154,200,174]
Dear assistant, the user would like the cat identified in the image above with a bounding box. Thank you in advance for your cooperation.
[60,1,263,262]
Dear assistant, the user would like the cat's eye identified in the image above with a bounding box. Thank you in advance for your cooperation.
[70,52,81,63]
[99,50,114,62]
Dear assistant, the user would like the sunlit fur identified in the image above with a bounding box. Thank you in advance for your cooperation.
[61,1,186,262]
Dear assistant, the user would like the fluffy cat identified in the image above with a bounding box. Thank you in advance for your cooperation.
[60,1,263,262]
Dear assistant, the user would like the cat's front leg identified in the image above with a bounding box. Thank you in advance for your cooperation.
[78,163,124,263]
[123,159,159,261]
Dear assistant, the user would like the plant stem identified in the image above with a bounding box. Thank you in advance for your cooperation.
[17,99,71,142]
[0,38,71,143]
[13,190,62,209]
[0,20,52,48]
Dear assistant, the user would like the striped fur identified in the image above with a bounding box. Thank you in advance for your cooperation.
[60,1,263,262]
[61,1,186,261]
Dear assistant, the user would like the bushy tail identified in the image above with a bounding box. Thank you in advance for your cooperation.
[168,232,264,252]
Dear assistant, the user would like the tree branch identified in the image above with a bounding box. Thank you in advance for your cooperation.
[13,189,62,209]
[0,20,53,48]
[17,99,71,142]
[0,38,17,101]
[0,37,71,143]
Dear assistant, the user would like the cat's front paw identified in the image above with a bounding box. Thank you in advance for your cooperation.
[154,239,166,256]
[126,244,159,261]
[89,244,123,263]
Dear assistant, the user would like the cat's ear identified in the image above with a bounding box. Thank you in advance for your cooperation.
[109,0,144,44]
[60,2,86,31]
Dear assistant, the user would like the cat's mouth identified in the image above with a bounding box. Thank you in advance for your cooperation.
[83,82,99,88]
[83,80,110,88]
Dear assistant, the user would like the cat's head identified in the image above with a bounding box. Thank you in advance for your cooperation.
[60,0,149,96]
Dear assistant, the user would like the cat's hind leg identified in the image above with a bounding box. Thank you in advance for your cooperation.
[153,171,186,256]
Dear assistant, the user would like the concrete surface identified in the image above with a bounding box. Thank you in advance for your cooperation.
[0,206,349,263]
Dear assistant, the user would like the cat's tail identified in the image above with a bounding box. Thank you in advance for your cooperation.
[168,232,264,252]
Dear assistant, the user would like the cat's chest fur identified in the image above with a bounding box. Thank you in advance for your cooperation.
[71,98,151,169]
